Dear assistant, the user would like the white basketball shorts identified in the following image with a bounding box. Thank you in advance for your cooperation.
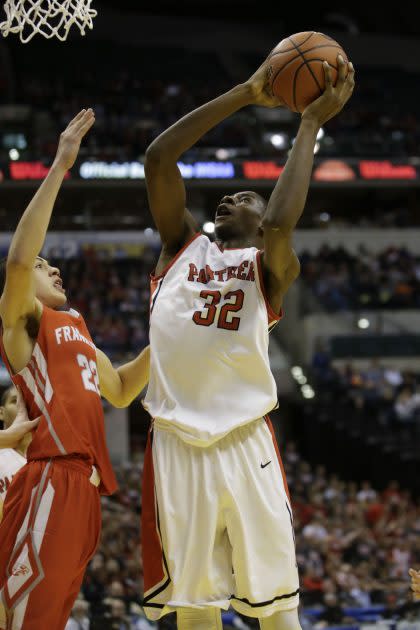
[141,417,299,620]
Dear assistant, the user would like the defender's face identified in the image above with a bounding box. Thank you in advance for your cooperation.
[214,191,265,241]
[34,257,67,308]
[0,386,18,429]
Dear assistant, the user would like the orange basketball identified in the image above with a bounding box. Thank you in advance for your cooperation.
[267,31,348,113]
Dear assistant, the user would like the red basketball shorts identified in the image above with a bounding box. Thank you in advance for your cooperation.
[0,457,101,630]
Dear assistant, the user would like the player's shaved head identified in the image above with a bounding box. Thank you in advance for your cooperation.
[254,192,268,215]
[236,191,267,212]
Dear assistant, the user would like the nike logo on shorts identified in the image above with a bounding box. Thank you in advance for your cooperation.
[260,460,272,469]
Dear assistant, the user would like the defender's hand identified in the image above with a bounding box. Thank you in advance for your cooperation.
[53,109,95,171]
[301,55,355,127]
[6,389,40,448]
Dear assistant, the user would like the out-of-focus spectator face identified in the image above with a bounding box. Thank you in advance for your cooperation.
[72,598,89,620]
[110,598,126,619]
[324,592,339,607]
[90,553,105,571]
[105,558,120,575]
[108,580,125,598]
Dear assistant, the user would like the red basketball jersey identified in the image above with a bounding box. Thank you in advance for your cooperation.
[0,306,117,495]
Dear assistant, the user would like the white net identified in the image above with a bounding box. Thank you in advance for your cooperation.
[0,0,97,43]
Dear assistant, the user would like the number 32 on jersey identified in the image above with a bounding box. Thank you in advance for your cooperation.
[193,289,244,331]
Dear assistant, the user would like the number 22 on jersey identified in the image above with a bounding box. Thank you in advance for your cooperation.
[77,353,100,394]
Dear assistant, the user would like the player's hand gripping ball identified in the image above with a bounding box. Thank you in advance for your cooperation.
[268,31,349,112]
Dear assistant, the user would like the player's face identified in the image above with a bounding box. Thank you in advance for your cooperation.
[34,257,67,308]
[214,191,265,241]
[0,386,18,429]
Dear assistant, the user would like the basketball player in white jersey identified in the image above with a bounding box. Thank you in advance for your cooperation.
[141,55,355,630]
[0,385,29,520]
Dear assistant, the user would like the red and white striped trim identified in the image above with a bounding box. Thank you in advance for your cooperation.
[1,462,54,629]
[19,357,66,456]
[32,344,53,403]
[255,251,283,330]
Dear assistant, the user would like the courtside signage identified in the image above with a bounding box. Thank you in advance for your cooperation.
[78,161,235,180]
[5,160,419,182]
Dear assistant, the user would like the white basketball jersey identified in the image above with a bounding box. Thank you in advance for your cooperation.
[0,448,26,503]
[143,234,281,445]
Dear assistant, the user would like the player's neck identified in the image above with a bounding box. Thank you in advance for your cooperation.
[216,237,258,250]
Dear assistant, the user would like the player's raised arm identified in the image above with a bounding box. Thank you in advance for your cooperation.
[96,345,150,408]
[261,56,355,312]
[144,75,281,267]
[0,109,95,330]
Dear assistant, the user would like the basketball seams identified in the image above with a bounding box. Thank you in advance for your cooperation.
[269,43,345,94]
[268,31,346,112]
[272,74,293,111]
[270,52,307,89]
[269,42,343,66]
[301,60,339,70]
[289,37,323,111]
[292,60,339,111]
[302,44,345,55]
[268,31,315,57]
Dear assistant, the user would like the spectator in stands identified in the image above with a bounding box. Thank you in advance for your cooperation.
[130,603,157,629]
[357,480,377,503]
[302,568,324,605]
[98,598,131,629]
[313,593,347,628]
[394,386,420,422]
[302,512,329,543]
[65,599,90,630]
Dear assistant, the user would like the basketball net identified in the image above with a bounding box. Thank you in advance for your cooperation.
[0,0,97,42]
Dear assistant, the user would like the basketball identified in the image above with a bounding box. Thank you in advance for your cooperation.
[268,31,348,113]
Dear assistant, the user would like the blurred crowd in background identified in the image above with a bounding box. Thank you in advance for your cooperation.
[62,444,419,629]
[1,40,420,163]
[51,247,157,360]
[301,245,420,311]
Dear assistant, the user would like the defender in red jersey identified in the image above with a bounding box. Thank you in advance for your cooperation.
[0,110,149,630]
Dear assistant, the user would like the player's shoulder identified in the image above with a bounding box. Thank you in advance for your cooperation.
[42,305,82,322]
[66,307,83,320]
[173,232,211,262]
